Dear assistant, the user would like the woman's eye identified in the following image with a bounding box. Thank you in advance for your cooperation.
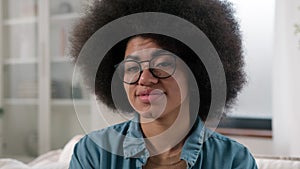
[155,62,173,68]
[152,54,175,69]
[125,66,139,73]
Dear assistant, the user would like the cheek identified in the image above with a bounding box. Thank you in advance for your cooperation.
[123,83,128,94]
[178,80,189,100]
[174,69,189,91]
[166,76,189,104]
[123,84,134,102]
[177,64,190,98]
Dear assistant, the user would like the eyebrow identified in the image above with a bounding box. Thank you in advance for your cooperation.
[125,49,172,61]
[125,55,140,61]
[152,49,172,57]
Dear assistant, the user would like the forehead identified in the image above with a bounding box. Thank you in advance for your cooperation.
[124,37,162,58]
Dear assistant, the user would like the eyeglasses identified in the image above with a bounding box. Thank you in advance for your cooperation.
[115,54,176,84]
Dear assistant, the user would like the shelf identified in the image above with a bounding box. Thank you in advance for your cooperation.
[4,99,38,105]
[3,57,72,64]
[3,58,37,65]
[50,13,80,22]
[52,99,90,106]
[4,99,90,106]
[3,17,37,26]
[0,0,86,157]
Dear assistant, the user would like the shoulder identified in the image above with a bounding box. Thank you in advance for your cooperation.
[69,121,132,168]
[204,131,257,168]
[207,131,245,149]
[90,120,132,137]
[77,120,132,150]
[206,131,251,154]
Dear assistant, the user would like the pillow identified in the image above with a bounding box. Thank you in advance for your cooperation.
[0,135,84,169]
[28,150,62,167]
[0,158,30,169]
[59,135,84,163]
[256,156,300,169]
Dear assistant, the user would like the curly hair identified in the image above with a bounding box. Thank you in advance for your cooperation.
[69,0,246,121]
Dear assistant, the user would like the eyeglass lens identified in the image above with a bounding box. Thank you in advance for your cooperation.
[116,54,176,84]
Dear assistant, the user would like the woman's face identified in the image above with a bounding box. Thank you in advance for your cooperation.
[123,37,189,121]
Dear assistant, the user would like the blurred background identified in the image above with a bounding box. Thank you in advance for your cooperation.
[0,0,299,163]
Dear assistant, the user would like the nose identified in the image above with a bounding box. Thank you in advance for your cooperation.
[138,68,158,85]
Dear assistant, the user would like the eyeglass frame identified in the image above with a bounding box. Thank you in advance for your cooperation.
[115,53,177,85]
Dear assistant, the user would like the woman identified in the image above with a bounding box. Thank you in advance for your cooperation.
[69,0,258,168]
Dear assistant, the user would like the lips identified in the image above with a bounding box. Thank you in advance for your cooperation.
[136,89,165,103]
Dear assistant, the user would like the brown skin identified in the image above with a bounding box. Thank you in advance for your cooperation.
[123,37,191,164]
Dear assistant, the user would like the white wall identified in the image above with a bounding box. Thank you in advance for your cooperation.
[229,0,274,118]
[234,0,300,157]
[272,0,300,157]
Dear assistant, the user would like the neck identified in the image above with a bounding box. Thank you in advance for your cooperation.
[140,98,191,155]
[147,140,185,166]
[140,110,178,137]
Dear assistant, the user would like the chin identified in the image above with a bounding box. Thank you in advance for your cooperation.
[130,99,168,120]
[136,108,164,120]
[139,111,155,119]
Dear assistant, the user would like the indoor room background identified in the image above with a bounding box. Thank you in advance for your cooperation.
[0,0,299,162]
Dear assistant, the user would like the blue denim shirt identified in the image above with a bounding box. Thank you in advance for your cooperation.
[70,116,257,169]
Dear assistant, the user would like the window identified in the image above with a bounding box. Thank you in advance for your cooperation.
[218,0,275,137]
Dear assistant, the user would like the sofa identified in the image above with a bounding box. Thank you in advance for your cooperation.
[1,135,300,169]
[255,155,300,169]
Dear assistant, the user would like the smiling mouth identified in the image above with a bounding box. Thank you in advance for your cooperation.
[136,90,165,103]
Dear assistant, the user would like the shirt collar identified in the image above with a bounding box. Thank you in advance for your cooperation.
[123,115,149,159]
[180,116,206,167]
[123,115,206,167]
